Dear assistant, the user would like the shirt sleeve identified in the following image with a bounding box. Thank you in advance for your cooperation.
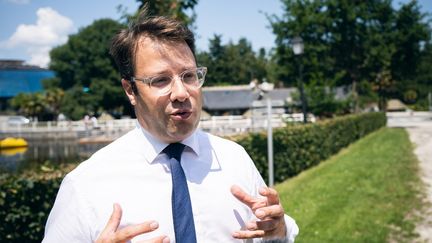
[284,214,299,242]
[42,175,93,243]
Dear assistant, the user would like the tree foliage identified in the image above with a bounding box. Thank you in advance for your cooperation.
[9,88,65,121]
[48,19,128,120]
[134,0,198,28]
[196,35,268,86]
[270,0,431,111]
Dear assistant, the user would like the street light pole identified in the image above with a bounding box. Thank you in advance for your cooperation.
[298,57,308,123]
[266,94,274,187]
[259,81,274,187]
[291,36,308,123]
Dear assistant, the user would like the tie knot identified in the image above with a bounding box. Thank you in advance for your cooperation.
[163,143,186,161]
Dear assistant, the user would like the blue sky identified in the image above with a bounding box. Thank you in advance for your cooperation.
[0,0,431,68]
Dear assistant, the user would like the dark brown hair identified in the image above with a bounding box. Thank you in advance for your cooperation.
[109,8,195,83]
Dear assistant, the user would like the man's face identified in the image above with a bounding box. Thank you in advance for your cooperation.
[122,37,202,143]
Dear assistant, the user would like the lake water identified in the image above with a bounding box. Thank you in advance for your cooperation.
[0,138,109,173]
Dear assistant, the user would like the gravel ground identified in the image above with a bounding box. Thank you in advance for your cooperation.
[406,127,432,242]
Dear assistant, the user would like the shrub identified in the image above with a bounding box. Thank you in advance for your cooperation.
[0,166,71,243]
[234,112,387,183]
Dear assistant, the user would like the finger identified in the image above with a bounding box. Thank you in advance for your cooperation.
[259,187,280,205]
[114,221,160,242]
[245,221,258,231]
[231,185,256,208]
[256,219,279,231]
[255,204,285,220]
[136,235,170,243]
[101,203,123,235]
[232,229,265,239]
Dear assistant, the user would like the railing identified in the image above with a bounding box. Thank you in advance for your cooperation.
[199,115,286,135]
[0,113,315,138]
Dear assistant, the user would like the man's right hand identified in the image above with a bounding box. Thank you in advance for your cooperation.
[95,203,169,243]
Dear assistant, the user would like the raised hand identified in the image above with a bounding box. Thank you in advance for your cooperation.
[95,203,169,243]
[230,185,287,240]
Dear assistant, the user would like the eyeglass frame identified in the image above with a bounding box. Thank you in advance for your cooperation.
[130,66,207,95]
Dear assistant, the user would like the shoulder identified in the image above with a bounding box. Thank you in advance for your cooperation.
[67,128,140,181]
[195,130,254,171]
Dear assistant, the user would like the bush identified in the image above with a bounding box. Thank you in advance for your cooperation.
[0,167,71,242]
[0,112,386,242]
[234,112,387,183]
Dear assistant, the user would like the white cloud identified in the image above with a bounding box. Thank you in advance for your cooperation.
[5,0,31,4]
[1,7,74,67]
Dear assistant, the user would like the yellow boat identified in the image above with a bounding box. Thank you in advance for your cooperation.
[0,146,27,156]
[0,137,28,149]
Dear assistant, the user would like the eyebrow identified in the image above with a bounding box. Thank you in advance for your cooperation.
[140,66,196,77]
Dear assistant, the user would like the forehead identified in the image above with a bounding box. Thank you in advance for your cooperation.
[134,36,196,74]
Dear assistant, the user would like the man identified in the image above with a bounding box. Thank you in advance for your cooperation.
[43,10,298,243]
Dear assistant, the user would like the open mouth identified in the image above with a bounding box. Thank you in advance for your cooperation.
[171,111,192,120]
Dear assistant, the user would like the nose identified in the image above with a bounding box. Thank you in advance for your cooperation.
[169,77,190,102]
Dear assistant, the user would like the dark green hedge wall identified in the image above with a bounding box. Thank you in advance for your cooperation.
[0,173,63,243]
[0,112,386,242]
[235,112,387,183]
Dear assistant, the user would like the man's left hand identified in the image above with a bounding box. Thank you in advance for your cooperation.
[230,185,287,239]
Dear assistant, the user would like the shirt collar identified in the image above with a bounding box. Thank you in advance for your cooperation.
[136,121,200,164]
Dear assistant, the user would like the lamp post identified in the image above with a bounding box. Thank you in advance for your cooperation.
[258,81,274,187]
[291,36,308,123]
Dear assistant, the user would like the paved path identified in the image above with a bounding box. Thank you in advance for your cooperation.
[388,112,432,242]
[407,127,432,242]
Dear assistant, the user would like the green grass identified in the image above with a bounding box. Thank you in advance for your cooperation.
[277,128,424,242]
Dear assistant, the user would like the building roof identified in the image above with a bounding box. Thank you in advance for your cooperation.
[202,87,259,110]
[268,88,297,102]
[0,60,45,70]
[202,86,297,110]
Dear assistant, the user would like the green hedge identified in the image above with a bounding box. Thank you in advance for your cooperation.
[0,169,68,242]
[0,112,386,242]
[235,112,387,183]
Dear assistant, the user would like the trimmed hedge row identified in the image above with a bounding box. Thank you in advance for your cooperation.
[0,168,70,242]
[235,112,387,183]
[0,112,386,242]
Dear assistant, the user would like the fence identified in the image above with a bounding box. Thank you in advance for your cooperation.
[0,113,315,139]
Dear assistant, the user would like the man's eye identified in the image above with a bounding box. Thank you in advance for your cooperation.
[151,76,171,87]
[182,72,198,84]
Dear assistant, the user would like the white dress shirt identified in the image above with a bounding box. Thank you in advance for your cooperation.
[43,123,298,242]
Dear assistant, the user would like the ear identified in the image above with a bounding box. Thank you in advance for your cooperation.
[121,79,136,106]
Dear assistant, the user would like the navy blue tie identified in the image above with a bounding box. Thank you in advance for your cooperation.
[163,143,197,243]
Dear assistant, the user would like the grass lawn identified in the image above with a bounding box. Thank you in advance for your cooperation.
[277,128,424,242]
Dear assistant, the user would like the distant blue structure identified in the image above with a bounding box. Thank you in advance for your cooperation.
[0,60,54,98]
[0,60,54,110]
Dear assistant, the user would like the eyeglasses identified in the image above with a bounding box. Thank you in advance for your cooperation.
[131,67,207,95]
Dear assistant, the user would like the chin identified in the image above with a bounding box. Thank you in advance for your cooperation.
[167,127,194,142]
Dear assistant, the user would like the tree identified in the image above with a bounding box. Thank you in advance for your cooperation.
[9,93,44,120]
[9,88,65,121]
[391,0,430,104]
[118,0,198,29]
[269,0,431,112]
[270,0,335,88]
[49,19,129,120]
[392,1,429,80]
[44,88,65,119]
[412,41,432,110]
[197,35,268,86]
